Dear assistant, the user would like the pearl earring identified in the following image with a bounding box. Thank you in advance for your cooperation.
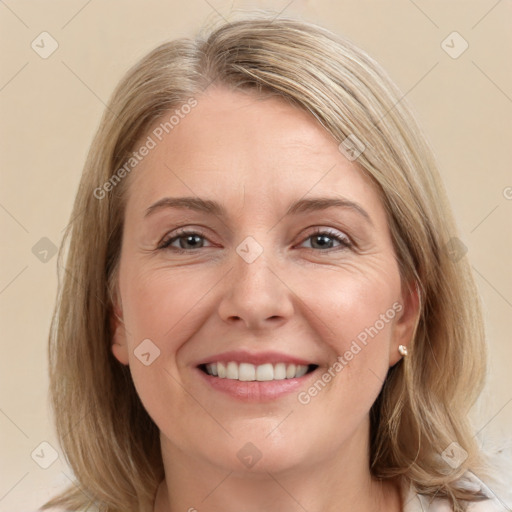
[398,345,408,357]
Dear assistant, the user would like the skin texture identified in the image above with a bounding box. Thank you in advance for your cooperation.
[111,85,420,511]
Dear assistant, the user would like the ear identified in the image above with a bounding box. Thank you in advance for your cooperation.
[110,288,129,366]
[388,280,421,367]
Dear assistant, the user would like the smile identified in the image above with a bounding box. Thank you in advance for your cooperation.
[200,362,318,381]
[194,350,320,401]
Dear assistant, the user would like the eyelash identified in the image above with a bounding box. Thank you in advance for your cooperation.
[157,227,353,254]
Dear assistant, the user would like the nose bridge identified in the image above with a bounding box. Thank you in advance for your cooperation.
[217,232,293,329]
[235,234,273,293]
[232,232,278,303]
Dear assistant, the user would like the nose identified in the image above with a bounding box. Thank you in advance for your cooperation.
[217,242,295,330]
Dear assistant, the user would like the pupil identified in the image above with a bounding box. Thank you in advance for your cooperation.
[182,235,201,249]
[313,235,332,249]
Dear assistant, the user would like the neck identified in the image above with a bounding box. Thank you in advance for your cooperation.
[154,420,402,512]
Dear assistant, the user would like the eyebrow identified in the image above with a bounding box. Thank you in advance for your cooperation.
[144,196,373,226]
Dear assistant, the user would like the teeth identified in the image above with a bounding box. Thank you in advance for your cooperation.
[295,365,308,378]
[255,363,273,381]
[286,364,296,379]
[204,362,311,381]
[206,363,218,376]
[239,362,256,381]
[226,361,238,379]
[274,363,286,380]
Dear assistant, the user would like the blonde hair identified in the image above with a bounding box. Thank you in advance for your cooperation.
[43,13,490,512]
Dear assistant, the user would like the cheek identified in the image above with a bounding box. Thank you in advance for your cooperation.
[293,261,401,403]
[119,265,218,419]
[119,266,209,442]
[288,267,399,444]
[297,261,401,351]
[118,266,198,398]
[127,362,206,454]
[121,265,211,349]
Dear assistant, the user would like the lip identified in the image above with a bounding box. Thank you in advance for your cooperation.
[193,350,319,402]
[195,366,318,401]
[193,350,315,367]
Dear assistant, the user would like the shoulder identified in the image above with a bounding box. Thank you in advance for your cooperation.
[402,438,512,511]
[403,481,507,511]
[471,436,512,510]
[401,459,512,511]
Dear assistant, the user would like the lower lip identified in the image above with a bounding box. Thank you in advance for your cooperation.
[196,367,316,402]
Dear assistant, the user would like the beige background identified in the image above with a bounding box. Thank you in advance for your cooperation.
[1,0,511,509]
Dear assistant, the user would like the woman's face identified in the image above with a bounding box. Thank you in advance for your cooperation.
[111,86,418,474]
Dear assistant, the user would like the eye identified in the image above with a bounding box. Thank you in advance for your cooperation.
[157,227,353,253]
[299,228,352,251]
[158,229,212,252]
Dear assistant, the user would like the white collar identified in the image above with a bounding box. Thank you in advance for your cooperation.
[400,473,510,511]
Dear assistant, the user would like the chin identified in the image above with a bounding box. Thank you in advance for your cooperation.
[195,431,321,476]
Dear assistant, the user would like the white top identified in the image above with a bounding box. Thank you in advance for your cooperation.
[401,470,511,511]
[403,490,507,511]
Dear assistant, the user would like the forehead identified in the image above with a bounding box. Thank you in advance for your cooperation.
[123,86,383,220]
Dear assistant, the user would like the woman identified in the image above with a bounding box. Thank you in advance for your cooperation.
[42,14,510,512]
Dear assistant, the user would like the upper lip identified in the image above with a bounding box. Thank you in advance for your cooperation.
[194,350,315,367]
